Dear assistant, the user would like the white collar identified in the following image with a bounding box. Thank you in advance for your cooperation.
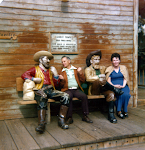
[62,65,77,72]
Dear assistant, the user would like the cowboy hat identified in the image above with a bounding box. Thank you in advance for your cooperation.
[33,51,53,62]
[86,50,102,67]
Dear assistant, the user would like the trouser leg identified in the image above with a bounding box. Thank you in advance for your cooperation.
[50,90,70,129]
[72,89,92,123]
[34,90,48,134]
[35,87,70,129]
[115,97,122,112]
[64,90,73,118]
[51,89,70,106]
[35,109,46,134]
[123,99,129,113]
[78,92,93,123]
[74,89,89,116]
[65,89,89,116]
[66,98,73,118]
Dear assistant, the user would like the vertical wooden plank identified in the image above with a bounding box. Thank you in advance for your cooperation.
[143,70,144,85]
[20,118,61,150]
[5,119,40,150]
[0,120,17,150]
[139,69,140,85]
[133,0,139,107]
[45,116,79,148]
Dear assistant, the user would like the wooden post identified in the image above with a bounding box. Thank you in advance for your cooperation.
[139,69,140,85]
[133,0,139,107]
[143,70,144,85]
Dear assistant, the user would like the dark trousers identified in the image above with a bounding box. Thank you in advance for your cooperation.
[65,89,89,118]
[34,85,69,110]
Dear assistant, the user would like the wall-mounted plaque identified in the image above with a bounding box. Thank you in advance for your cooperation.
[50,33,78,54]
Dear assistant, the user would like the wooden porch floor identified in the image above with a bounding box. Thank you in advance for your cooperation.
[1,106,145,150]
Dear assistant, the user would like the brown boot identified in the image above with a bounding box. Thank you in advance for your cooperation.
[35,109,46,134]
[58,105,69,129]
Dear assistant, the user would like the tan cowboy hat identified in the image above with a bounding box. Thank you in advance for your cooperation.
[33,51,53,62]
[86,49,102,67]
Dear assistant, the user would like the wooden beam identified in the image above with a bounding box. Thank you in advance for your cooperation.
[133,0,138,107]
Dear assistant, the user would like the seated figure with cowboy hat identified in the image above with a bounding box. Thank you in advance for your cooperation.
[85,50,124,124]
[21,51,70,134]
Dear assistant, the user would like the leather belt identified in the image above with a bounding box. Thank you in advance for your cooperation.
[69,87,78,89]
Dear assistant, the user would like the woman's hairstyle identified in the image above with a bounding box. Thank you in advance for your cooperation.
[111,53,120,61]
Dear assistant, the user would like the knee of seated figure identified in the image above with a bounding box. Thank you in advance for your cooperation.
[123,93,130,98]
[106,93,116,102]
[81,93,88,99]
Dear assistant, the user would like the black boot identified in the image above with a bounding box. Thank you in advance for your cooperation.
[58,105,69,129]
[35,109,46,134]
[104,82,124,95]
[108,101,117,123]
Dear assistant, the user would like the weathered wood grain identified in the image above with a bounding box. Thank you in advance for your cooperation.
[0,0,136,120]
[45,116,80,148]
[3,0,134,8]
[72,113,113,142]
[64,124,96,145]
[91,111,137,138]
[0,22,133,32]
[0,120,17,150]
[1,107,145,150]
[1,1,133,16]
[133,0,138,107]
[0,26,134,34]
[78,34,133,40]
[5,119,40,150]
[20,118,61,149]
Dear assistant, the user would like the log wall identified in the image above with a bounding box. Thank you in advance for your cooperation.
[0,0,137,119]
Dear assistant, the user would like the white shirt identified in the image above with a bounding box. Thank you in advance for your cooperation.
[62,65,78,89]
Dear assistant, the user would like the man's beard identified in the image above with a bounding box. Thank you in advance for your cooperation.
[92,64,100,69]
[42,62,50,69]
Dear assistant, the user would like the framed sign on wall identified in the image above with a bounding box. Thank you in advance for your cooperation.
[49,33,78,54]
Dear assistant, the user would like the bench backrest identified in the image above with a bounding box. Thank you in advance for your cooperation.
[16,77,24,91]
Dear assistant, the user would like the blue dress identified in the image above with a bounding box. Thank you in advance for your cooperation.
[109,68,131,113]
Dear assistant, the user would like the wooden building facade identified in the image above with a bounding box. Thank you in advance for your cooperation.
[0,0,138,120]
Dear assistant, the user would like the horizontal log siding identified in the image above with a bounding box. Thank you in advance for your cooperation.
[0,0,134,119]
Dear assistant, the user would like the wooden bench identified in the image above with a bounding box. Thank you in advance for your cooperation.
[16,77,105,123]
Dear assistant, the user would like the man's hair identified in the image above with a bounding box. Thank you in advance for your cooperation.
[39,56,45,62]
[111,53,120,61]
[61,56,71,61]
